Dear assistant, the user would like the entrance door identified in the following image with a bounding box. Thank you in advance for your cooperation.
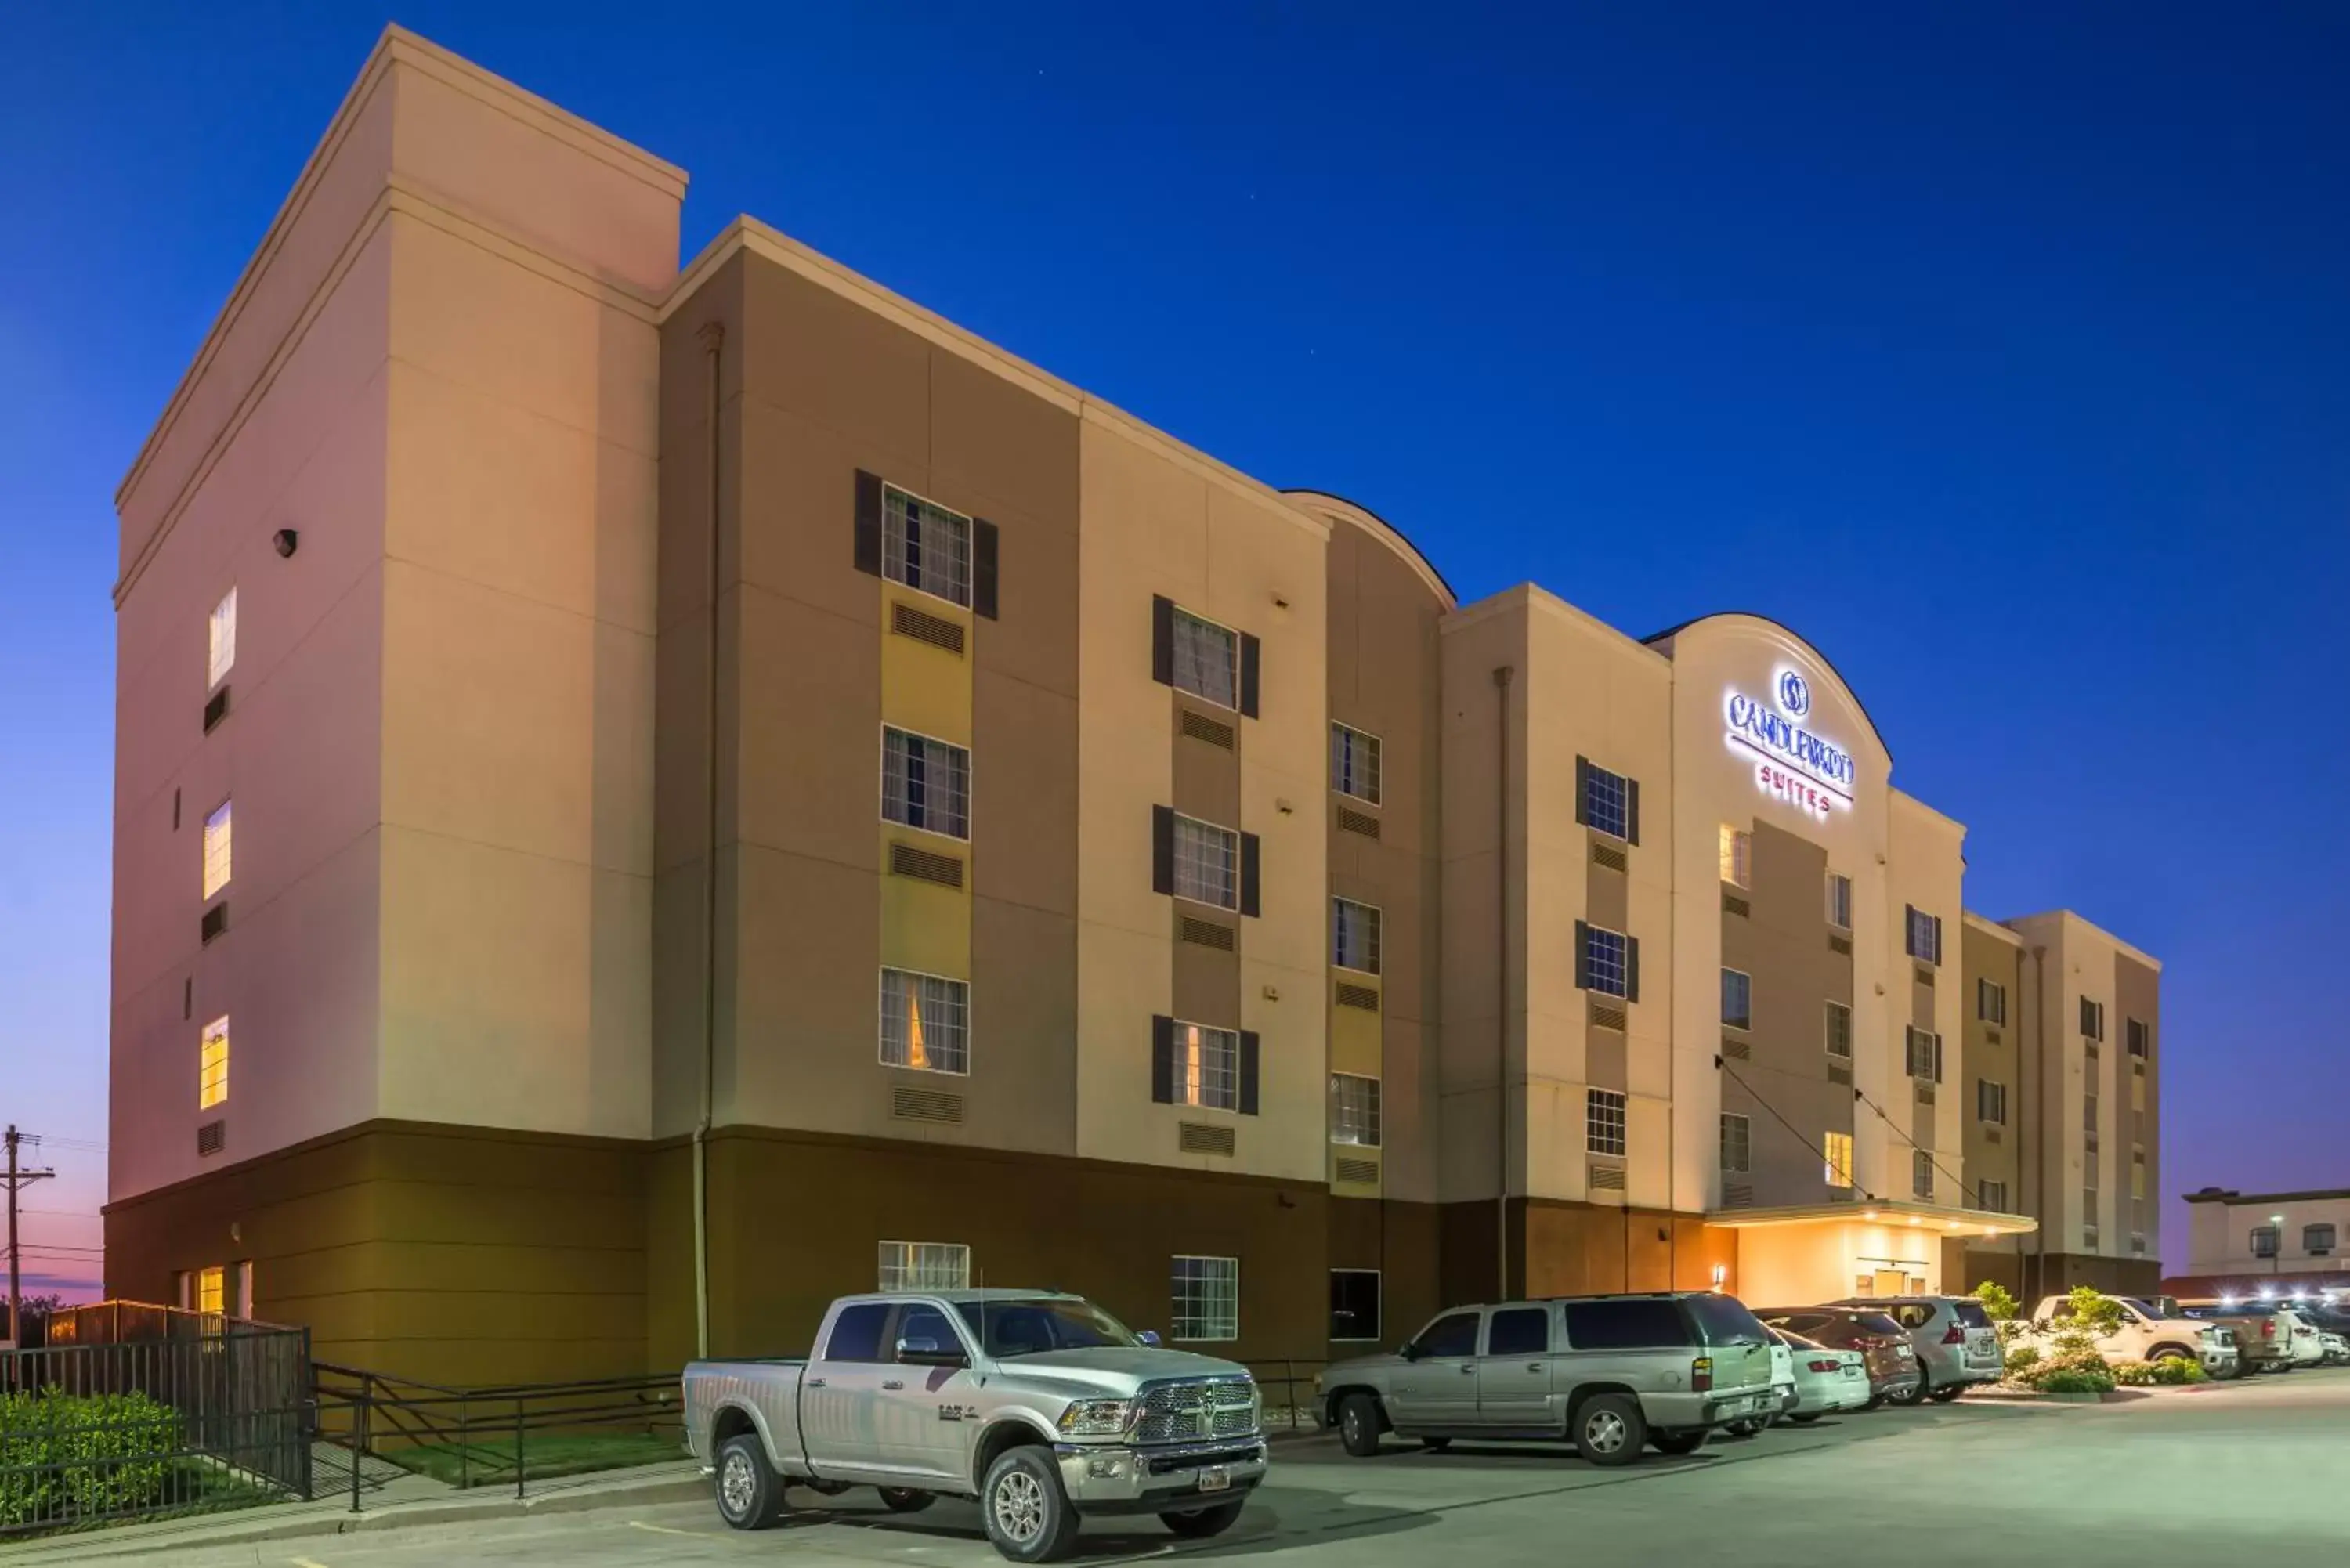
[1872,1268,1908,1298]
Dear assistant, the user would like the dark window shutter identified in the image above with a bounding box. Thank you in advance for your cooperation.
[1239,633,1261,718]
[1625,779,1640,846]
[854,470,884,576]
[1574,919,1592,990]
[1152,806,1175,895]
[1932,915,1943,965]
[1239,832,1261,917]
[1626,935,1641,1003]
[1574,757,1590,826]
[1238,1031,1260,1115]
[972,518,1000,619]
[1152,595,1175,686]
[1152,1015,1176,1104]
[1904,905,1918,957]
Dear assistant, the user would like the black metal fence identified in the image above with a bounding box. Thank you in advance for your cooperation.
[1243,1358,1329,1431]
[0,1307,312,1536]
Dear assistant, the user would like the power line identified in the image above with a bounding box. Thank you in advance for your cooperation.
[1719,1057,1884,1204]
[1853,1085,1986,1210]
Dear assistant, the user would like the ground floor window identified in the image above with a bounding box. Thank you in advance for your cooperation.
[1172,1255,1239,1342]
[1329,1269,1381,1342]
[878,1241,971,1292]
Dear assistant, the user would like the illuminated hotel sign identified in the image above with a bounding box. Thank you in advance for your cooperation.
[1725,668,1854,819]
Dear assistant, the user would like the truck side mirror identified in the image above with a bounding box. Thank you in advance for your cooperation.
[1398,1342,1421,1362]
[1137,1330,1162,1347]
[895,1336,968,1367]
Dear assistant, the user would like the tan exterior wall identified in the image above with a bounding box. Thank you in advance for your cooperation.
[1885,793,1965,1205]
[2186,1193,2350,1276]
[1959,913,2028,1281]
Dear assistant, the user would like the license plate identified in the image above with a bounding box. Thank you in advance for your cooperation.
[1842,1367,1861,1378]
[1198,1468,1231,1493]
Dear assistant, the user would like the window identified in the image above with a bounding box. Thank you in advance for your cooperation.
[2251,1226,2280,1259]
[1824,1001,1853,1059]
[2126,1017,2151,1058]
[2079,997,2106,1041]
[879,969,970,1075]
[1170,609,1238,709]
[208,587,237,688]
[1329,1270,1382,1342]
[1331,724,1382,806]
[825,1302,893,1362]
[1171,1255,1238,1342]
[201,800,233,900]
[878,1241,971,1291]
[199,1016,230,1110]
[1913,1151,1935,1201]
[880,728,971,840]
[195,1265,225,1317]
[1586,1089,1627,1158]
[1823,1131,1853,1189]
[2306,1223,2337,1258]
[1173,1021,1241,1112]
[2084,1093,2099,1133]
[883,485,972,607]
[1563,1298,1690,1350]
[1719,1113,1751,1175]
[1721,968,1752,1030]
[2131,1071,2146,1112]
[1172,815,1238,909]
[1329,1074,1382,1147]
[2131,1152,2147,1201]
[2084,1187,2099,1225]
[1978,979,2007,1026]
[1581,761,1631,840]
[891,1302,965,1362]
[1332,898,1382,975]
[1487,1307,1550,1357]
[1719,826,1752,887]
[1413,1311,1481,1359]
[1580,924,1629,999]
[1904,905,1942,964]
[1905,1027,1943,1083]
[1825,872,1852,930]
[1979,1179,2009,1213]
[1976,1078,2007,1126]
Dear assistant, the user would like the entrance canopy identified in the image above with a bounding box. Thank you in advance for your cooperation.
[1707,1201,2037,1307]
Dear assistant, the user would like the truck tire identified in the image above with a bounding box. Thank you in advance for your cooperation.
[1161,1499,1246,1538]
[2149,1346,2193,1364]
[714,1434,788,1530]
[878,1487,936,1513]
[981,1446,1080,1563]
[1336,1393,1384,1458]
[1572,1393,1647,1466]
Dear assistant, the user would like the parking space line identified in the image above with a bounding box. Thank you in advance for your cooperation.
[627,1519,705,1537]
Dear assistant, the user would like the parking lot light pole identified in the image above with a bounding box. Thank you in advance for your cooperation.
[2272,1214,2285,1280]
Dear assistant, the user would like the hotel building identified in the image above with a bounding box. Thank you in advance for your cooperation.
[104,29,2157,1383]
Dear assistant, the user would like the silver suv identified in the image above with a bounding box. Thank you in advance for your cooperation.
[1832,1295,2001,1400]
[1316,1292,1780,1466]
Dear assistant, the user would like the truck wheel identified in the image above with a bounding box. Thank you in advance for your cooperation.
[1336,1393,1384,1458]
[1160,1499,1246,1538]
[2149,1346,2192,1364]
[1650,1429,1707,1455]
[1573,1393,1647,1466]
[1927,1386,1962,1403]
[981,1446,1079,1563]
[714,1435,787,1530]
[878,1487,936,1513]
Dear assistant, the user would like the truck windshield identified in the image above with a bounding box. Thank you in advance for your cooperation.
[956,1298,1142,1357]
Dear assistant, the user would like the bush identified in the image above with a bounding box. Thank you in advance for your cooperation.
[2035,1368,2115,1395]
[1972,1281,2022,1324]
[2150,1358,2207,1386]
[2112,1360,2157,1386]
[0,1389,183,1528]
[2004,1344,2043,1375]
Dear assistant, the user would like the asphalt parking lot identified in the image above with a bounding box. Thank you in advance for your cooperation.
[70,1372,2350,1566]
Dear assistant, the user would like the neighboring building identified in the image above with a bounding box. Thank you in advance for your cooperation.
[2175,1188,2350,1294]
[103,27,2153,1383]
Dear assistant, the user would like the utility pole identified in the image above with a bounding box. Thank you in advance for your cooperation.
[5,1126,57,1348]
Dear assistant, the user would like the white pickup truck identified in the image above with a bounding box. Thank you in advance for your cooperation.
[2022,1293,2218,1367]
[682,1288,1265,1563]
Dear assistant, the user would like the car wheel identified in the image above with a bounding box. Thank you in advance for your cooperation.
[981,1447,1080,1563]
[1885,1377,1927,1407]
[1336,1393,1385,1458]
[1160,1500,1246,1538]
[1927,1386,1962,1403]
[1573,1393,1648,1466]
[1787,1412,1823,1424]
[877,1487,936,1513]
[714,1434,787,1530]
[1421,1436,1452,1452]
[1650,1429,1708,1455]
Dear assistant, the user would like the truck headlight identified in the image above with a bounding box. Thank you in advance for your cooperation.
[1058,1398,1134,1437]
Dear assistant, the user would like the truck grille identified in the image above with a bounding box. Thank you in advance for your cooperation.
[1134,1377,1258,1443]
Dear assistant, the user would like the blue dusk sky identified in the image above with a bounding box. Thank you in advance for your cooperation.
[4,4,2346,1298]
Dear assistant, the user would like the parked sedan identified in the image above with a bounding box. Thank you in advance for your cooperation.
[1834,1295,2002,1400]
[1773,1328,1871,1421]
[1754,1308,1922,1407]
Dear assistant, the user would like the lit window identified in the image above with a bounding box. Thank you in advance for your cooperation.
[2125,1017,2151,1058]
[199,1016,230,1110]
[1331,724,1382,806]
[1824,1001,1853,1059]
[1824,872,1851,930]
[1581,925,1629,999]
[1332,898,1382,975]
[1976,1078,2006,1126]
[1905,1026,1944,1083]
[1823,1131,1853,1189]
[880,728,971,840]
[1913,1151,1936,1201]
[1979,1179,2009,1213]
[196,1265,225,1316]
[1329,1073,1382,1147]
[1582,761,1631,840]
[1171,1255,1238,1342]
[1719,1113,1750,1175]
[2078,996,2106,1041]
[878,1241,971,1291]
[1586,1089,1627,1158]
[1721,968,1752,1031]
[879,969,969,1075]
[1905,905,1942,964]
[1978,979,2007,1025]
[208,587,237,688]
[202,800,233,900]
[1719,826,1752,888]
[1171,815,1238,909]
[1170,609,1238,710]
[1174,1021,1240,1112]
[883,486,971,607]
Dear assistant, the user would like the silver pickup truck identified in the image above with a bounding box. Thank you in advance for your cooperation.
[682,1288,1265,1563]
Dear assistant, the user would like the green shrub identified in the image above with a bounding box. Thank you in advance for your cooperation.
[2112,1360,2157,1386]
[2004,1344,2042,1374]
[2151,1358,2207,1386]
[0,1389,183,1528]
[2035,1368,2113,1395]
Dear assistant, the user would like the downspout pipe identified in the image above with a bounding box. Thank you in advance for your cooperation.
[1493,665,1515,1300]
[694,321,725,1361]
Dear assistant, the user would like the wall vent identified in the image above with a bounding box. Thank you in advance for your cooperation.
[1828,1062,1853,1086]
[1333,1156,1380,1187]
[1590,841,1629,874]
[2084,1042,2101,1060]
[196,1120,225,1158]
[1828,934,1853,956]
[1180,916,1235,952]
[203,687,230,733]
[2131,1234,2146,1255]
[891,1085,965,1125]
[201,903,228,945]
[1722,891,1751,919]
[1721,1035,1752,1061]
[1179,709,1236,750]
[1588,1162,1627,1192]
[2084,1133,2099,1154]
[1588,1000,1628,1033]
[1914,1082,1937,1105]
[1984,1027,2002,1045]
[1914,964,1937,988]
[1179,1122,1236,1157]
[1336,806,1382,840]
[891,602,966,656]
[1722,1181,1753,1209]
[1985,1125,2004,1144]
[1334,981,1380,1012]
[889,842,965,889]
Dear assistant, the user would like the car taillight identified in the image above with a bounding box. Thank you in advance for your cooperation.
[1692,1356,1714,1393]
[2263,1320,2277,1340]
[1942,1322,1966,1345]
[1807,1358,1842,1373]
